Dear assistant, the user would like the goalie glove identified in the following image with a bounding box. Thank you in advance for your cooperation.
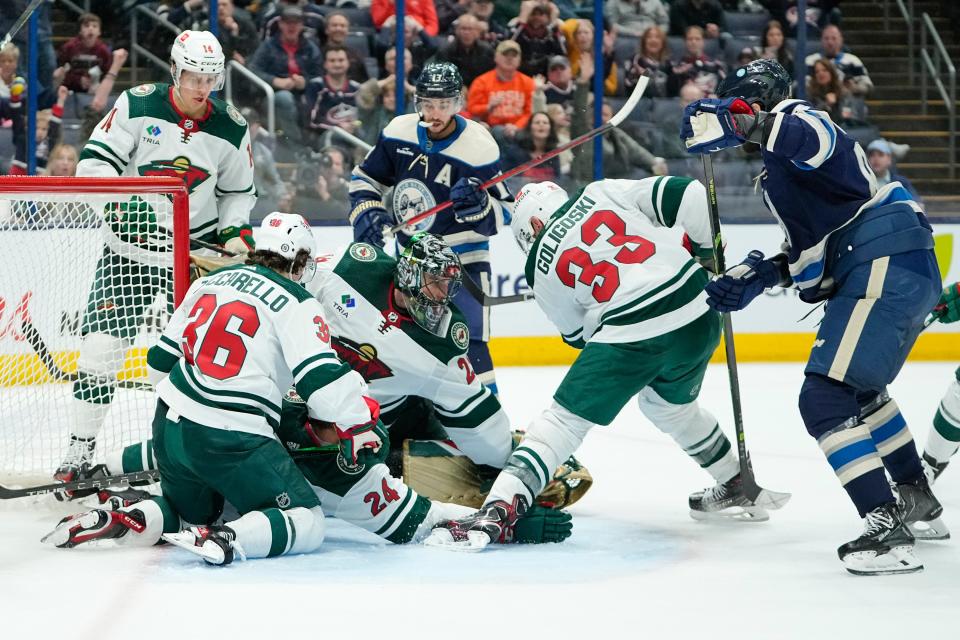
[335,396,384,465]
[189,252,245,281]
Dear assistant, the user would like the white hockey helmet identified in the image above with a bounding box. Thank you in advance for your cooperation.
[170,30,225,91]
[257,212,317,282]
[511,181,569,255]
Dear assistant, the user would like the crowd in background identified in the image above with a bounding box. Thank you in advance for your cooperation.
[0,0,926,221]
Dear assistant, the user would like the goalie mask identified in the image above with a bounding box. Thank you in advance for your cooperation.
[257,212,317,283]
[395,233,463,337]
[171,30,225,92]
[511,181,569,256]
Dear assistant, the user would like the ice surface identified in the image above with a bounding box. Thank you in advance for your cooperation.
[2,363,958,638]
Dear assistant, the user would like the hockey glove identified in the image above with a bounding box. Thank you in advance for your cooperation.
[352,204,393,247]
[934,281,960,324]
[511,505,573,544]
[335,396,384,465]
[681,98,756,154]
[705,250,781,312]
[450,176,491,223]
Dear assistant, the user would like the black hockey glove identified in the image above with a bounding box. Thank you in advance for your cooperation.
[705,250,786,312]
[352,204,392,247]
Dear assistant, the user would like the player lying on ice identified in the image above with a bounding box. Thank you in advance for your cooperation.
[425,175,786,551]
[680,59,944,575]
[43,224,572,564]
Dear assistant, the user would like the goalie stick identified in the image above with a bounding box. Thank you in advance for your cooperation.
[0,469,159,500]
[701,154,791,512]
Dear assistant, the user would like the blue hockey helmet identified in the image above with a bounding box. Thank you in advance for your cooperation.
[717,59,792,111]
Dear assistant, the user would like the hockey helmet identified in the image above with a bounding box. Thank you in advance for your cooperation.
[257,212,317,282]
[512,181,569,256]
[171,30,225,92]
[716,59,792,111]
[415,62,464,123]
[395,233,463,337]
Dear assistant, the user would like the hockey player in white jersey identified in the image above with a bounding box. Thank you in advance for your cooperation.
[427,177,768,550]
[921,281,960,488]
[44,213,382,565]
[58,30,257,490]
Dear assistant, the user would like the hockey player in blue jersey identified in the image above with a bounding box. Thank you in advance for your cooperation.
[680,59,944,576]
[348,61,513,393]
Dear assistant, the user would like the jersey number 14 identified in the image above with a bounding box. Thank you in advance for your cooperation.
[556,209,656,303]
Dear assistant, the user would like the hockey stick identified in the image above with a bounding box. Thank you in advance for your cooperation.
[701,154,791,511]
[0,0,44,50]
[386,76,650,236]
[0,469,159,500]
[20,318,152,391]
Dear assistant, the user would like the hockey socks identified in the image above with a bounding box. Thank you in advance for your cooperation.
[925,374,960,465]
[862,396,923,484]
[817,420,893,516]
[105,439,157,475]
[221,506,326,559]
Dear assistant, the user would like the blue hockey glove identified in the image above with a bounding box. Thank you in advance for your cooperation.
[681,98,756,154]
[705,250,781,312]
[450,176,491,223]
[351,204,393,247]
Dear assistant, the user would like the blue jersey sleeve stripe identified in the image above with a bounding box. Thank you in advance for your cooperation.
[792,109,837,169]
[450,240,491,254]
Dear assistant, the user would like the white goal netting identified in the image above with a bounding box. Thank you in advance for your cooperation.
[0,178,188,485]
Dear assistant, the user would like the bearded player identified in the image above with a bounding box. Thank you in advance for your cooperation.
[57,31,257,491]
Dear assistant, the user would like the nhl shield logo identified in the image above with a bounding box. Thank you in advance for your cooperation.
[349,243,377,262]
[276,492,291,508]
[451,321,469,348]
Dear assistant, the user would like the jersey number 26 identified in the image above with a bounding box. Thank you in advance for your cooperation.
[182,293,261,380]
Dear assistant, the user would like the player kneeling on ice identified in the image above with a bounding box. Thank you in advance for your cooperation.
[43,213,383,565]
[427,176,785,551]
[681,59,943,575]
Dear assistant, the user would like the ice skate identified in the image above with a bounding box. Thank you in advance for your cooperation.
[838,503,922,576]
[689,473,770,522]
[424,495,529,551]
[894,474,949,541]
[162,525,244,566]
[41,508,146,548]
[922,452,949,485]
[53,436,97,501]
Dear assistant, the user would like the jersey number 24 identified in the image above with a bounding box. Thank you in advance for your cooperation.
[182,293,261,380]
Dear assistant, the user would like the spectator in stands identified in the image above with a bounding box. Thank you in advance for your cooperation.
[767,0,841,38]
[240,107,288,217]
[250,6,324,140]
[45,143,78,177]
[806,59,866,125]
[56,13,112,95]
[357,47,415,145]
[605,0,669,39]
[758,20,792,71]
[0,43,20,104]
[294,145,351,220]
[434,14,496,86]
[669,0,727,38]
[502,110,563,183]
[305,44,361,146]
[554,0,596,20]
[323,11,370,84]
[0,1,55,90]
[469,0,511,45]
[512,2,566,78]
[867,138,922,203]
[624,25,672,97]
[216,0,260,65]
[805,25,873,97]
[257,0,326,42]
[437,0,471,34]
[669,26,725,98]
[545,102,573,176]
[571,55,665,181]
[374,15,437,80]
[561,18,617,96]
[467,39,535,137]
[80,48,128,141]
[542,55,575,106]
[10,85,65,175]
[372,0,439,37]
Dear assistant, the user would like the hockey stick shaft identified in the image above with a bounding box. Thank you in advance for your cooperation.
[388,76,650,235]
[0,0,44,50]
[0,469,159,500]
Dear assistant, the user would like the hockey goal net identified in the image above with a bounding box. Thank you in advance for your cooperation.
[0,177,189,485]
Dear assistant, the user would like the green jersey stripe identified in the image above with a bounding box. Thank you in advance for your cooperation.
[171,366,281,428]
[650,176,666,225]
[292,352,339,380]
[147,345,179,376]
[295,363,352,402]
[181,363,282,418]
[597,269,708,331]
[216,185,256,195]
[86,139,128,166]
[599,259,699,325]
[684,424,721,453]
[385,494,432,544]
[265,508,290,557]
[660,177,695,227]
[374,490,414,536]
[437,388,487,417]
[160,335,181,352]
[436,394,501,430]
[190,218,218,235]
[79,148,124,175]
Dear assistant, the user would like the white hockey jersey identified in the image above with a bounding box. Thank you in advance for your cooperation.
[526,177,714,347]
[146,263,371,441]
[78,83,256,264]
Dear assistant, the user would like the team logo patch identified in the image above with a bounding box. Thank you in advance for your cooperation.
[336,453,366,475]
[392,178,437,232]
[341,294,356,308]
[349,243,377,262]
[451,321,469,349]
[130,83,156,97]
[138,156,211,193]
[283,387,305,404]
[145,125,161,136]
[226,104,246,126]
[276,492,291,508]
[332,336,394,382]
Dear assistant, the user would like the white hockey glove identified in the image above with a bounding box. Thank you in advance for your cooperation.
[335,396,383,465]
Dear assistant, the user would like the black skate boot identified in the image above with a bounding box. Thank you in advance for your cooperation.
[41,508,146,548]
[922,452,949,485]
[425,495,530,551]
[689,473,769,522]
[162,525,242,566]
[838,503,922,576]
[896,474,949,541]
[53,436,97,501]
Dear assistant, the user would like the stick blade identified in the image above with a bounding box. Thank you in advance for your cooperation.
[754,488,792,511]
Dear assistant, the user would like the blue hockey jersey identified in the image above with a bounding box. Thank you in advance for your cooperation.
[757,99,926,297]
[349,113,514,265]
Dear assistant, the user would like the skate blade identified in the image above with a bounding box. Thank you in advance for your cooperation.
[908,517,951,541]
[843,545,924,576]
[423,528,491,552]
[161,532,229,565]
[754,488,791,511]
[689,505,770,523]
[40,511,97,547]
